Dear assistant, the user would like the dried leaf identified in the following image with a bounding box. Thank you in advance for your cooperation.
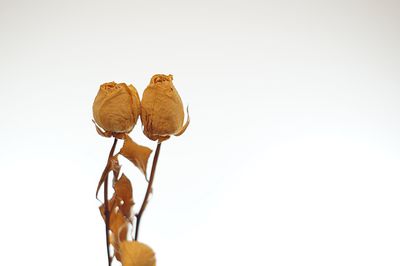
[99,175,134,261]
[98,195,117,221]
[109,210,129,262]
[120,241,156,266]
[109,210,128,242]
[96,155,120,199]
[114,174,134,219]
[99,196,128,240]
[111,155,121,185]
[100,199,129,262]
[120,135,152,176]
[96,175,106,200]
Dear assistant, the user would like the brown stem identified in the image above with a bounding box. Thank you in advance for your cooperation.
[101,138,118,266]
[135,142,162,240]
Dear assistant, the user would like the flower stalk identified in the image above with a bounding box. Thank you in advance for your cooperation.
[134,142,162,240]
[101,138,118,266]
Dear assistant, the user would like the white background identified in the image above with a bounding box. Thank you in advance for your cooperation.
[1,0,400,265]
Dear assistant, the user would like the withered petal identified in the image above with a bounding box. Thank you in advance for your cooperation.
[174,106,190,137]
[93,120,113,138]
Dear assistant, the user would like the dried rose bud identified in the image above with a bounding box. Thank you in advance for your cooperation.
[93,82,140,133]
[141,74,189,142]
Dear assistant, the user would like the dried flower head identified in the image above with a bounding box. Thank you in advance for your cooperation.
[141,74,189,142]
[93,82,140,133]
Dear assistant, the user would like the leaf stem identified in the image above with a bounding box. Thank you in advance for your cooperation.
[102,138,118,266]
[135,142,162,240]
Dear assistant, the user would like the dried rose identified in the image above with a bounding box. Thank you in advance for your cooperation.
[93,82,140,133]
[141,74,189,142]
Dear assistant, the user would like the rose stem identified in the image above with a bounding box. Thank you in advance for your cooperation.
[134,142,162,241]
[102,137,118,266]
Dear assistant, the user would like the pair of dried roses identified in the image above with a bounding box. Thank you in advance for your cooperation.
[92,74,189,266]
[93,74,189,142]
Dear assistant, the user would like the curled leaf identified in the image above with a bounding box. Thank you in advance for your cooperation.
[120,241,156,266]
[111,155,121,185]
[98,195,117,222]
[110,209,129,261]
[96,155,120,199]
[99,174,135,261]
[99,199,129,262]
[110,210,129,243]
[119,135,152,177]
